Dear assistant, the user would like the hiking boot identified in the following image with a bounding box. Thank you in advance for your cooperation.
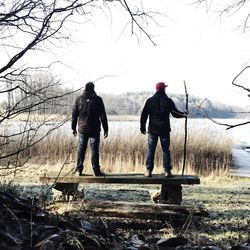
[94,170,105,177]
[165,170,173,177]
[75,168,83,176]
[145,170,152,177]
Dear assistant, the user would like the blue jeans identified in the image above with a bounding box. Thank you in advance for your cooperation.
[146,133,172,172]
[76,133,100,173]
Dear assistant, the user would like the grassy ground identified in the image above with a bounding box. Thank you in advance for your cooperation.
[44,175,250,249]
[181,177,250,248]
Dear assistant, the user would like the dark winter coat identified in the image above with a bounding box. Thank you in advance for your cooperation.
[72,90,108,134]
[140,91,185,135]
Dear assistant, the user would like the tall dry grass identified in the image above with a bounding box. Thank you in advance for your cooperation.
[99,121,232,175]
[0,120,233,176]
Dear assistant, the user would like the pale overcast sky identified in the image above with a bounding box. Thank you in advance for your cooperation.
[30,0,250,106]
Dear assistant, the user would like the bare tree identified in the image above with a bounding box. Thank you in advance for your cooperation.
[0,0,157,172]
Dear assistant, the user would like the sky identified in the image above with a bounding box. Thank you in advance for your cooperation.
[9,0,250,107]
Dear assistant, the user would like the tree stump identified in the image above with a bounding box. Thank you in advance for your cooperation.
[160,184,182,205]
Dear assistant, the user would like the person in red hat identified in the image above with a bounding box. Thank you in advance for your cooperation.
[140,82,188,177]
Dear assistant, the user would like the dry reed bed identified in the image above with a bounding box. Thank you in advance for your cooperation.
[0,120,233,176]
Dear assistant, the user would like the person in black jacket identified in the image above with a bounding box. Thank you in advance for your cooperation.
[140,82,187,177]
[72,82,108,176]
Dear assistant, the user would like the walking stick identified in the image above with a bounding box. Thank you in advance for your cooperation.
[182,80,188,176]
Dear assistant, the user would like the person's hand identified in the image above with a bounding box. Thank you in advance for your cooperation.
[140,128,146,134]
[104,131,108,138]
[73,130,77,136]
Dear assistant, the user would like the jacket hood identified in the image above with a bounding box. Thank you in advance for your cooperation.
[83,90,96,99]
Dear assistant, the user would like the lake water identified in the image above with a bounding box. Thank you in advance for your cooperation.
[223,119,250,177]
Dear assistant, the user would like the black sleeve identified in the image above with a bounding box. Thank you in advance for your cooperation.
[169,99,186,118]
[140,100,149,131]
[71,98,79,131]
[99,98,108,133]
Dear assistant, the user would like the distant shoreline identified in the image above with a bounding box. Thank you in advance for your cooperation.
[2,114,248,123]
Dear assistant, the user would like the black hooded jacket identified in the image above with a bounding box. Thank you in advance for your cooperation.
[140,91,185,135]
[72,90,108,134]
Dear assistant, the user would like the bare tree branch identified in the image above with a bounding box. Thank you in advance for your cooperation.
[195,0,250,31]
[198,98,250,130]
[119,0,156,45]
[232,65,250,93]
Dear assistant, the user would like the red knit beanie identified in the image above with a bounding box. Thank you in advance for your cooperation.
[156,82,168,91]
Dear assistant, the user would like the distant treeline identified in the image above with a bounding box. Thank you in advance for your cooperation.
[101,91,243,118]
[0,81,244,118]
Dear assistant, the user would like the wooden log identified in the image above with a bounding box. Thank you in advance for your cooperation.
[80,201,208,220]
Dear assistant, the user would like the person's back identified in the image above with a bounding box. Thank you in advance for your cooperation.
[143,91,173,135]
[72,82,108,176]
[72,90,108,135]
[141,87,184,136]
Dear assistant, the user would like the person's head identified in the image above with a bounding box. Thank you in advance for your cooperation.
[155,82,168,92]
[85,82,95,92]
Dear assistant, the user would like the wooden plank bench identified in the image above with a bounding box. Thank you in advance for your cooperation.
[40,173,200,205]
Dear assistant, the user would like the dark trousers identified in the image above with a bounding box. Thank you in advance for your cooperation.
[146,133,172,172]
[76,133,100,173]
